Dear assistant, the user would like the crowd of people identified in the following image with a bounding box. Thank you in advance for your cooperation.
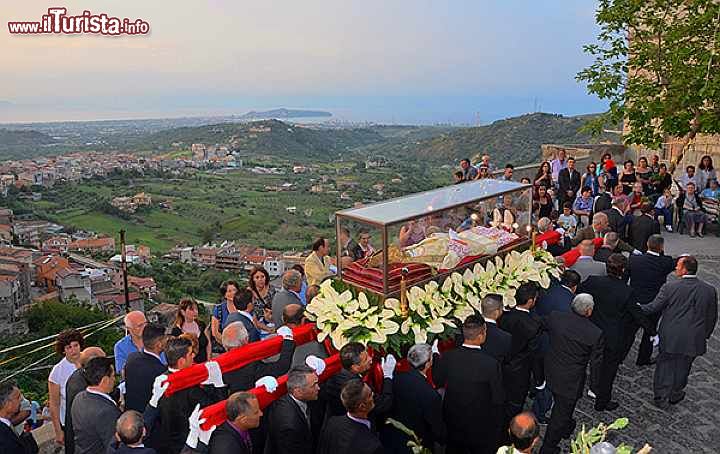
[456,152,719,240]
[0,152,718,454]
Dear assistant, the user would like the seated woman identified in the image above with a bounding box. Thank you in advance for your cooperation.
[629,182,645,214]
[678,182,708,237]
[572,186,594,227]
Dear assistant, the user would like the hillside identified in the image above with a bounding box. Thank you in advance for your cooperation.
[361,113,619,165]
[0,129,59,160]
[141,120,387,159]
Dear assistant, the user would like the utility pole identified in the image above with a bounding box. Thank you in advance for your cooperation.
[120,229,130,312]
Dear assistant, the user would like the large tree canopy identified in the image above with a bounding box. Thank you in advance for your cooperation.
[578,0,720,165]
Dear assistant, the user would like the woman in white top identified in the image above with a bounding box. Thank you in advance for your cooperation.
[48,329,83,446]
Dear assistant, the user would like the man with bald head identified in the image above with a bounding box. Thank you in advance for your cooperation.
[570,240,606,282]
[498,412,540,454]
[114,311,147,376]
[64,347,106,454]
[109,410,155,454]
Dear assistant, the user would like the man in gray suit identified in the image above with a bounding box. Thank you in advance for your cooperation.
[271,269,304,327]
[641,255,718,409]
[71,357,121,454]
[570,240,607,282]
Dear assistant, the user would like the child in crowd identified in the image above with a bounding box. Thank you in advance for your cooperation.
[654,188,674,232]
[557,202,578,237]
[258,307,275,340]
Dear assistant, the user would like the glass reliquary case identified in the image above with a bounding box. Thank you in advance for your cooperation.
[335,179,533,297]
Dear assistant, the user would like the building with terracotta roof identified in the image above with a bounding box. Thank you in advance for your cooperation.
[68,237,116,253]
[34,254,71,292]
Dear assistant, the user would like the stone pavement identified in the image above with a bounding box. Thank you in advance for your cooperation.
[554,231,720,453]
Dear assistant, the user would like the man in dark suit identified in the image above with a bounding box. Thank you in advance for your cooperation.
[591,180,612,216]
[208,392,262,454]
[433,316,505,454]
[319,380,384,454]
[535,270,580,317]
[573,212,636,254]
[271,270,304,327]
[125,323,168,413]
[282,305,328,368]
[629,203,661,252]
[320,342,395,420]
[146,337,220,454]
[72,357,122,454]
[222,322,296,394]
[383,344,446,454]
[558,157,581,205]
[602,199,630,240]
[580,254,650,411]
[480,294,512,366]
[264,366,320,454]
[627,234,675,365]
[0,380,33,454]
[108,410,157,454]
[225,289,261,343]
[539,294,603,454]
[498,283,543,420]
[64,346,106,454]
[593,232,618,263]
[640,255,718,409]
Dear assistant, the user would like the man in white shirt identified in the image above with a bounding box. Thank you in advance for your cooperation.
[550,149,568,183]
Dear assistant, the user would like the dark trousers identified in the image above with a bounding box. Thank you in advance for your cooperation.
[654,352,695,403]
[596,347,624,406]
[629,312,660,365]
[540,393,578,454]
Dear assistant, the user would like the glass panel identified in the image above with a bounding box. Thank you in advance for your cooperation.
[337,179,530,225]
[336,183,533,296]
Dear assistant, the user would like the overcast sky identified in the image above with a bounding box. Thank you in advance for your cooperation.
[1,0,607,124]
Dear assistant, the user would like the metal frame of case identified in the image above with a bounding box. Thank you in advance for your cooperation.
[335,179,533,297]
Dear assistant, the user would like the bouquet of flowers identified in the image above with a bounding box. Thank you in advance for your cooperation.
[306,248,561,351]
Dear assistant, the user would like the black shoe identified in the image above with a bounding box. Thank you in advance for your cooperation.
[669,392,686,405]
[653,399,670,410]
[595,401,620,411]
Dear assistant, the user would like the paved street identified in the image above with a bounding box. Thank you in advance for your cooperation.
[555,232,720,453]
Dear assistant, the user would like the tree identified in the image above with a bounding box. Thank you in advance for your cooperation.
[577,0,720,171]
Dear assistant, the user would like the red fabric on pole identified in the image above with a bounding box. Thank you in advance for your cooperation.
[199,354,342,431]
[164,324,318,397]
[534,230,561,247]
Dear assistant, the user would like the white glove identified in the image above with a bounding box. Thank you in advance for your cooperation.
[201,361,226,388]
[431,339,440,355]
[535,380,546,391]
[149,374,169,408]
[276,326,293,340]
[651,335,660,347]
[381,354,397,379]
[555,227,566,236]
[541,240,548,251]
[255,375,279,393]
[118,381,126,396]
[632,249,643,255]
[305,355,326,375]
[186,404,215,449]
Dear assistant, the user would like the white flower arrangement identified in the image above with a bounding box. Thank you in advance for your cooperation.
[305,248,560,350]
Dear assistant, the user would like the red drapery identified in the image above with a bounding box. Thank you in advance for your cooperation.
[199,354,342,430]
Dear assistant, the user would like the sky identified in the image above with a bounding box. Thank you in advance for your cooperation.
[0,0,608,124]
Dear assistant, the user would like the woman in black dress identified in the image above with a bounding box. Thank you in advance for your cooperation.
[171,297,211,363]
[619,159,637,195]
[533,185,553,220]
